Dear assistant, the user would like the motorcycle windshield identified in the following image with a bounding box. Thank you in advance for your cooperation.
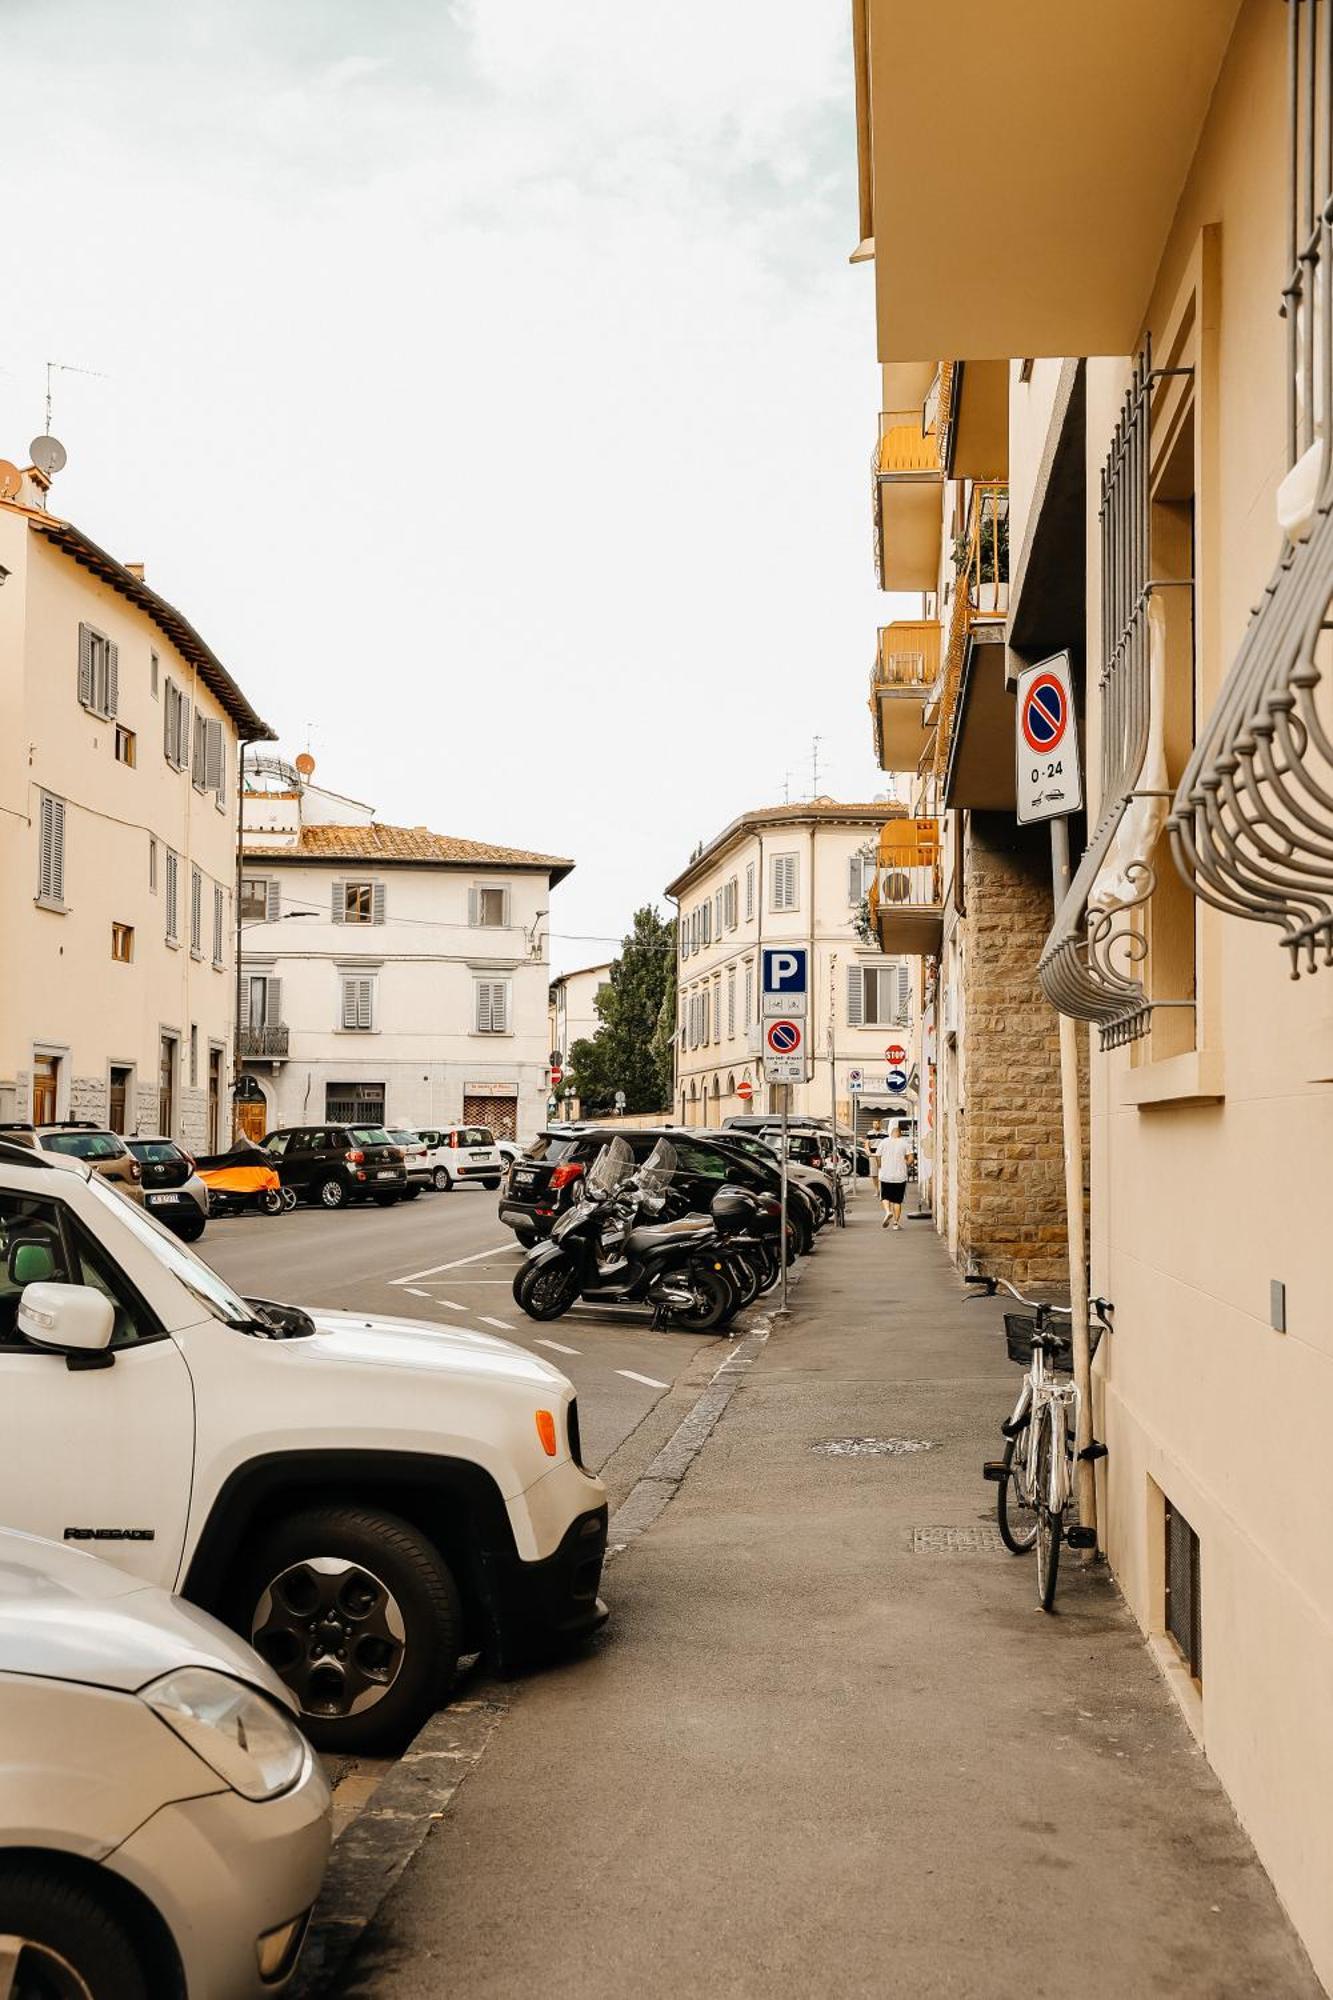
[587,1136,635,1194]
[637,1138,678,1199]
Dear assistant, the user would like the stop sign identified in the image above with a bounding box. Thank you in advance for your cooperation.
[737,1079,754,1102]
[550,1065,563,1086]
[885,1043,907,1066]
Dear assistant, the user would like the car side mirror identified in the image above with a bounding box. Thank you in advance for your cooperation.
[18,1282,116,1367]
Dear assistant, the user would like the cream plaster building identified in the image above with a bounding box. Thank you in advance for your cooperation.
[238,755,571,1141]
[0,461,273,1147]
[665,802,914,1130]
[548,960,612,1119]
[853,1,1333,1980]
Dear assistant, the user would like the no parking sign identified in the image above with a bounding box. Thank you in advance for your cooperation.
[1015,652,1082,824]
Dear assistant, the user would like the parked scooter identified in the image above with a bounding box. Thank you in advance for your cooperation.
[193,1137,293,1217]
[511,1139,740,1331]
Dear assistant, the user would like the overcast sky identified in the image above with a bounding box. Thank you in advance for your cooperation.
[2,0,909,971]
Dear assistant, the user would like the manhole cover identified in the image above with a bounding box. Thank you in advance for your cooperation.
[810,1436,936,1457]
[912,1525,1005,1554]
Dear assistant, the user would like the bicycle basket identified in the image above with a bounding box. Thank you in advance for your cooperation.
[1004,1312,1074,1372]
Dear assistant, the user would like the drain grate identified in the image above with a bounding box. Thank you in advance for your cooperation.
[912,1525,1005,1555]
[810,1436,936,1458]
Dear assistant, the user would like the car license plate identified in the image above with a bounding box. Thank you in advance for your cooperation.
[514,1170,535,1187]
[377,1169,397,1179]
[147,1192,182,1205]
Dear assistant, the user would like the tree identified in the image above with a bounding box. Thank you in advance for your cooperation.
[568,906,677,1114]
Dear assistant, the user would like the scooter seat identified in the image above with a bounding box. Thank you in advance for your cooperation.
[626,1217,713,1256]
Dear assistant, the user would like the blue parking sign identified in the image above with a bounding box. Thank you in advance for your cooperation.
[761,947,807,996]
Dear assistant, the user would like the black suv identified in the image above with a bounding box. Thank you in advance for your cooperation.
[261,1125,407,1208]
[499,1125,820,1250]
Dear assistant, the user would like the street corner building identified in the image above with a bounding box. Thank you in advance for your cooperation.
[237,754,573,1141]
[0,454,274,1147]
[850,0,1333,1984]
[666,800,918,1133]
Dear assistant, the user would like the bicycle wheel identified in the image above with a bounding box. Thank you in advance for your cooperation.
[1034,1415,1062,1611]
[996,1429,1038,1555]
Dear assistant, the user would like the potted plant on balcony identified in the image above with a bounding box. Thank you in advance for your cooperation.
[952,500,1009,615]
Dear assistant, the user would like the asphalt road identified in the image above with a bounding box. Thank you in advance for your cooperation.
[198,1182,723,1475]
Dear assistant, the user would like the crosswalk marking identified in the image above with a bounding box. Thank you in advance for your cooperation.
[481,1315,515,1331]
[534,1338,581,1355]
[617,1369,670,1390]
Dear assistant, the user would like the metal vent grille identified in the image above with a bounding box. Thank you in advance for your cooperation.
[1165,1498,1202,1683]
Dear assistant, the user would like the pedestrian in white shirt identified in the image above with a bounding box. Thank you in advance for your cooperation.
[875,1125,912,1230]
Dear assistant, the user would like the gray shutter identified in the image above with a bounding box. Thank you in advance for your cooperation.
[372,881,386,925]
[192,711,204,785]
[849,856,863,904]
[266,976,282,1028]
[332,880,345,923]
[77,624,94,708]
[178,695,191,769]
[213,884,224,962]
[164,682,174,759]
[190,867,203,949]
[468,886,479,926]
[501,886,511,927]
[494,981,508,1033]
[896,962,911,1022]
[204,717,224,789]
[106,642,119,717]
[265,879,281,922]
[847,965,864,1027]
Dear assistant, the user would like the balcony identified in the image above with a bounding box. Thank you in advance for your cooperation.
[867,818,944,956]
[869,620,941,772]
[238,1023,289,1061]
[936,482,1016,811]
[872,387,947,590]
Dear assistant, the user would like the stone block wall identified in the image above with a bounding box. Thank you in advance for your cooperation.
[959,812,1086,1291]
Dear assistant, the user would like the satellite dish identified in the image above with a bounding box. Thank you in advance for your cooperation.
[0,461,21,501]
[29,435,67,478]
[294,752,316,778]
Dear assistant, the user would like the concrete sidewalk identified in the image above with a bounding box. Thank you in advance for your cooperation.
[337,1204,1320,1998]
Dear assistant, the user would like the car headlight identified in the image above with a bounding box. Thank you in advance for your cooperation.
[141,1667,309,1801]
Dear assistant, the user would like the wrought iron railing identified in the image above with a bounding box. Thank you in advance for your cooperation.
[932,480,1010,782]
[868,819,944,920]
[1168,0,1333,976]
[239,1023,290,1059]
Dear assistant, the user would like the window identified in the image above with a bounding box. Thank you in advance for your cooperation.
[743,960,753,1029]
[725,876,739,928]
[714,889,724,936]
[1165,1497,1202,1685]
[245,973,281,1029]
[111,922,134,963]
[848,852,874,903]
[212,884,225,967]
[189,865,203,956]
[163,679,190,769]
[189,1024,199,1087]
[148,836,158,893]
[150,651,160,699]
[191,711,224,794]
[0,1192,73,1346]
[326,1082,385,1125]
[474,979,510,1034]
[334,879,383,925]
[36,792,65,908]
[469,884,510,927]
[745,862,755,921]
[240,876,276,923]
[114,725,136,767]
[340,975,376,1031]
[77,623,118,719]
[108,1065,132,1135]
[727,966,736,1039]
[712,981,721,1043]
[165,849,179,943]
[67,1216,160,1350]
[847,963,908,1028]
[770,852,798,911]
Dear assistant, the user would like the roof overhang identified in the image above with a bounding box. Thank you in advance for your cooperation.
[943,628,1016,811]
[1008,360,1087,665]
[865,0,1243,359]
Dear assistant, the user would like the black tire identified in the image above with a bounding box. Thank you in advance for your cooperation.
[402,1183,423,1199]
[752,1244,781,1294]
[433,1167,453,1192]
[316,1176,346,1210]
[1034,1419,1062,1612]
[515,1257,581,1321]
[260,1186,284,1216]
[176,1218,206,1244]
[235,1504,462,1753]
[373,1192,401,1206]
[997,1428,1038,1555]
[482,1177,502,1190]
[668,1266,734,1332]
[727,1252,761,1309]
[0,1864,151,1999]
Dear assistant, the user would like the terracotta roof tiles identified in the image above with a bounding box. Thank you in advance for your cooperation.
[245,823,574,881]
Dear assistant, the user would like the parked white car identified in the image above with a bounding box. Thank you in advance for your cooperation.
[0,1139,609,1753]
[415,1125,506,1191]
[0,1525,329,1998]
[386,1127,430,1197]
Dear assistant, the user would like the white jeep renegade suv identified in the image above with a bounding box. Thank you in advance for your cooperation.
[0,1141,608,1752]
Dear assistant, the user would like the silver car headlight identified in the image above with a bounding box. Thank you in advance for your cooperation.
[141,1667,309,1801]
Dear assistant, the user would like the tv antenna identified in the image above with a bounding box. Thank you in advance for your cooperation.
[42,359,107,437]
[810,733,825,799]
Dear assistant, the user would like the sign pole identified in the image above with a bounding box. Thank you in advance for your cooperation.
[1050,814,1095,1547]
[779,1083,790,1314]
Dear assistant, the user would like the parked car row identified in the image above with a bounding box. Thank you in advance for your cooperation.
[0,1129,607,1994]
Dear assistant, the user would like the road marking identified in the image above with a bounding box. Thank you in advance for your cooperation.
[617,1369,670,1390]
[393,1244,516,1284]
[480,1315,515,1331]
[404,1288,434,1300]
[436,1300,466,1311]
[534,1337,580,1355]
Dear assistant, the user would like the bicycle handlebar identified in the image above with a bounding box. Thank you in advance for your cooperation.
[964,1270,1114,1322]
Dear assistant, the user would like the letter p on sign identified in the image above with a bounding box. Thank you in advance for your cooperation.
[762,946,807,996]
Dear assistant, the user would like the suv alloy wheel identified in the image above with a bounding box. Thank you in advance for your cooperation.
[316,1176,346,1209]
[433,1166,453,1192]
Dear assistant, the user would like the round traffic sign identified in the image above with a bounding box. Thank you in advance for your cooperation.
[549,1065,563,1086]
[766,1019,801,1054]
[737,1079,754,1101]
[887,1068,908,1092]
[885,1043,906,1065]
[1021,674,1067,753]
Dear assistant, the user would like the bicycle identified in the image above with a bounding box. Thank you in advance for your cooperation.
[967,1274,1110,1612]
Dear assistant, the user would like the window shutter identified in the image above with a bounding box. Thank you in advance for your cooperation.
[501,886,511,927]
[204,717,224,790]
[265,878,281,922]
[190,866,203,950]
[165,851,179,939]
[744,963,753,1027]
[372,881,386,925]
[148,836,158,892]
[728,968,736,1038]
[332,881,345,923]
[178,695,191,769]
[213,884,224,962]
[164,682,174,760]
[38,793,65,904]
[468,887,479,926]
[106,642,119,718]
[847,965,864,1027]
[267,976,282,1028]
[896,962,911,1022]
[849,856,863,904]
[77,625,94,708]
[494,981,509,1033]
[192,712,204,785]
[745,863,755,920]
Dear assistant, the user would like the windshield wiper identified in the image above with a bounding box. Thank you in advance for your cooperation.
[244,1296,316,1340]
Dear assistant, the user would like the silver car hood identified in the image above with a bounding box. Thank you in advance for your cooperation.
[0,1528,297,1708]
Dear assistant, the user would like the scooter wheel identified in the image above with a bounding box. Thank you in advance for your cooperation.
[281,1186,298,1212]
[260,1188,284,1216]
[515,1260,581,1322]
[668,1268,734,1333]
